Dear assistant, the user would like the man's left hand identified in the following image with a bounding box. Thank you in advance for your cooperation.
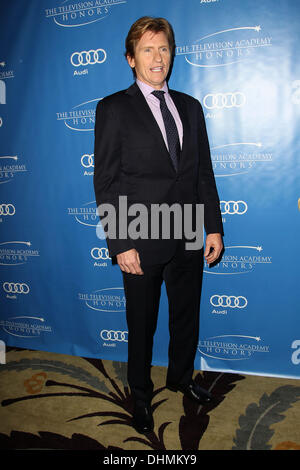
[204,233,223,264]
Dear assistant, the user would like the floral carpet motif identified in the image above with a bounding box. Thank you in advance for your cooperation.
[0,349,300,450]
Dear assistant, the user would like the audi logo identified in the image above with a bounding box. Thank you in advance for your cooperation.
[100,330,128,342]
[203,92,246,109]
[81,154,94,168]
[220,201,248,215]
[3,282,30,294]
[70,49,107,67]
[0,204,15,216]
[210,295,248,308]
[91,247,111,260]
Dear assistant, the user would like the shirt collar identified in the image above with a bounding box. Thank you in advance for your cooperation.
[136,79,169,99]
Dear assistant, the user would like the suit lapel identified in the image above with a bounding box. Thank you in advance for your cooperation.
[169,89,190,171]
[126,83,169,154]
[126,83,189,173]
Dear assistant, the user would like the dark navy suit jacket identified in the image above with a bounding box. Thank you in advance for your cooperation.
[93,82,223,264]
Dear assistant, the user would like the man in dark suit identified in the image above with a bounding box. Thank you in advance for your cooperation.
[94,17,223,434]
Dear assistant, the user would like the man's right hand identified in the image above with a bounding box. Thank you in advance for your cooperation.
[116,248,144,275]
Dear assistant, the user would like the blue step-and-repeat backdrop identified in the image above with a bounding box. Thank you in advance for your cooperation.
[1,0,300,379]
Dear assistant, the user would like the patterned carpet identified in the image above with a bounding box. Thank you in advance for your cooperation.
[0,348,300,451]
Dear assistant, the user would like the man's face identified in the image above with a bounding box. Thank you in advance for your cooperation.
[127,30,171,89]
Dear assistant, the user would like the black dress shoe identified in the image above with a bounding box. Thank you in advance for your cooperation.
[166,381,212,404]
[132,401,154,434]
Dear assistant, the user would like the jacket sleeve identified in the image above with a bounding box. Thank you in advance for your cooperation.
[93,98,135,257]
[197,102,224,236]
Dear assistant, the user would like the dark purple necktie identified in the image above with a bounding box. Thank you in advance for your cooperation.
[152,90,180,171]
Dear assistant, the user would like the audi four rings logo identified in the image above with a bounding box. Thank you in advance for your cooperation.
[203,92,246,109]
[70,49,107,67]
[210,295,248,308]
[0,204,15,216]
[81,154,94,168]
[220,201,248,215]
[3,282,30,294]
[101,330,128,342]
[91,247,111,260]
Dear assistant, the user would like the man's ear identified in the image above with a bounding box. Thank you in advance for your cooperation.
[126,54,135,69]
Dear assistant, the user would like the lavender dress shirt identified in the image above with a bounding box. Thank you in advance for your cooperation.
[136,79,183,151]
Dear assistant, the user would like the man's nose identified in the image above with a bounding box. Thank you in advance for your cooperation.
[154,50,163,62]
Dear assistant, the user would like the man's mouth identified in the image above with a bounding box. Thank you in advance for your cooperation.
[150,66,164,72]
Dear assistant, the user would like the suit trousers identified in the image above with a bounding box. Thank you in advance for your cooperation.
[122,241,204,404]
